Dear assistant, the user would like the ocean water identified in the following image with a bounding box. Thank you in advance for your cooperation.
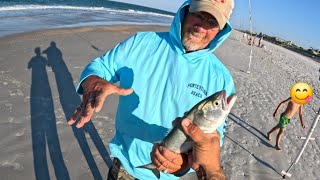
[0,0,175,37]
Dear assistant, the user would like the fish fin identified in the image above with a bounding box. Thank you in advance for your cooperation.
[136,163,156,170]
[152,169,160,179]
[136,163,160,179]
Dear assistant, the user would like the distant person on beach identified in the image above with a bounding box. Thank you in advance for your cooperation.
[248,36,256,46]
[253,36,256,46]
[267,97,305,151]
[243,32,247,38]
[68,0,235,179]
[257,32,263,47]
[258,36,263,47]
[241,32,247,42]
[248,36,252,45]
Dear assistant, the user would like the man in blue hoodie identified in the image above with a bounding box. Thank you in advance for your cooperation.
[68,0,234,179]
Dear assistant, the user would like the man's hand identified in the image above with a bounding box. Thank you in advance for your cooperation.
[67,75,133,128]
[150,117,190,174]
[150,143,190,174]
[301,123,305,129]
[180,118,221,171]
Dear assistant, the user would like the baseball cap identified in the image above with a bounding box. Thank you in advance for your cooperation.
[189,0,234,30]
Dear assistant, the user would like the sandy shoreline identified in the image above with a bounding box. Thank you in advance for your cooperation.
[1,25,319,180]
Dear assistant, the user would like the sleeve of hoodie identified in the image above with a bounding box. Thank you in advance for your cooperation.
[75,33,138,94]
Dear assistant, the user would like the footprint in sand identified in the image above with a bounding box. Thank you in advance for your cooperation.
[1,154,24,171]
[15,128,25,137]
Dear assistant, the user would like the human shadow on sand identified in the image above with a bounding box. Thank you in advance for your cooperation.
[225,135,282,176]
[42,41,112,180]
[42,41,172,178]
[226,113,282,176]
[28,47,70,180]
[228,113,273,148]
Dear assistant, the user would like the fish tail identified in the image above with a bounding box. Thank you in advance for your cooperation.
[136,163,160,179]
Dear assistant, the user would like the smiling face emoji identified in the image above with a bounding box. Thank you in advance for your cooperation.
[290,82,313,104]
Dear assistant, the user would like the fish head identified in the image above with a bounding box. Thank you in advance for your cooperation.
[195,90,237,133]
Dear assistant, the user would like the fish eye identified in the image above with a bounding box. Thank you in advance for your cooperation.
[213,100,219,106]
[296,89,301,92]
[303,89,307,92]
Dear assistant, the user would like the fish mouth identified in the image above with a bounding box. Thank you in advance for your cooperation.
[221,91,237,111]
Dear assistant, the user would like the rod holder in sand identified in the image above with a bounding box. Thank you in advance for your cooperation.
[281,107,320,178]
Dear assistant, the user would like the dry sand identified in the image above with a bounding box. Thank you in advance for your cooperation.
[0,25,319,180]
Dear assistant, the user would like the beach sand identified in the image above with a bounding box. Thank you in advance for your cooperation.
[0,25,319,180]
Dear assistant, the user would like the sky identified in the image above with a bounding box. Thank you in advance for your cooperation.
[113,0,320,50]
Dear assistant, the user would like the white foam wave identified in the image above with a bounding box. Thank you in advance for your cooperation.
[117,8,174,18]
[0,5,105,11]
[0,5,174,18]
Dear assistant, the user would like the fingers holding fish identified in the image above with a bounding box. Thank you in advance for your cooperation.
[151,144,186,174]
[152,156,181,174]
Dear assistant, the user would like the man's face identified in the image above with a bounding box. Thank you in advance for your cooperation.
[181,10,220,52]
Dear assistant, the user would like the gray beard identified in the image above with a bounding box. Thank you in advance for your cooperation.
[182,33,201,52]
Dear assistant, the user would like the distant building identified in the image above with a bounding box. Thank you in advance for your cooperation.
[275,37,286,43]
[274,37,295,46]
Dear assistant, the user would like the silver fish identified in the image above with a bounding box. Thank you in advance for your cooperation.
[137,90,237,179]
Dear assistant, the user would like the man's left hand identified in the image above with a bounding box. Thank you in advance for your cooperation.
[150,143,190,174]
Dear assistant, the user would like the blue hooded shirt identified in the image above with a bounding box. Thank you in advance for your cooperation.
[76,1,235,179]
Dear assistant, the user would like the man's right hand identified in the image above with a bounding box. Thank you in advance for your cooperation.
[181,118,221,171]
[67,75,133,128]
[181,118,226,180]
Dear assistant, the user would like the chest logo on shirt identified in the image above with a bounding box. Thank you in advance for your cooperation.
[187,83,207,98]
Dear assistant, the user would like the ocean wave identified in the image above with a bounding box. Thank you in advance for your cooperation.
[0,5,174,18]
[0,2,173,38]
[0,5,106,11]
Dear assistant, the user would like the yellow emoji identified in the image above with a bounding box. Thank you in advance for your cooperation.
[290,82,313,104]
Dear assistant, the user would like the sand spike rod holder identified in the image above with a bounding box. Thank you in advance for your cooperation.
[281,107,320,178]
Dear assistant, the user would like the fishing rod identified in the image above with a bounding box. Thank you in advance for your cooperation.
[68,28,105,53]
